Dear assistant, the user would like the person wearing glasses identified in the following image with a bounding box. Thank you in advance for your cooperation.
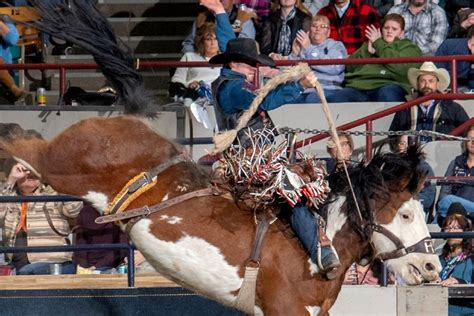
[284,15,347,102]
[169,23,221,101]
[437,202,474,315]
[330,13,422,102]
[437,125,474,220]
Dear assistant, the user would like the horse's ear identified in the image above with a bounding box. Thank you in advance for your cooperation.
[401,145,426,194]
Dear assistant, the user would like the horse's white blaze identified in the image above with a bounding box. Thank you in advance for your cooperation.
[372,198,441,285]
[162,193,169,201]
[306,305,320,315]
[82,191,109,214]
[326,196,347,241]
[130,219,243,305]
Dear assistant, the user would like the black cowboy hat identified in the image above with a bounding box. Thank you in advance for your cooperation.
[209,38,275,67]
[438,202,473,230]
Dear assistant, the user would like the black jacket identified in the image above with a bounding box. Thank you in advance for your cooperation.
[258,8,311,56]
[389,100,469,137]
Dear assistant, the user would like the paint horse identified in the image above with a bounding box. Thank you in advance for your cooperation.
[0,119,440,315]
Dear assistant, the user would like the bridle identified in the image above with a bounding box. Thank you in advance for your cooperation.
[368,223,435,262]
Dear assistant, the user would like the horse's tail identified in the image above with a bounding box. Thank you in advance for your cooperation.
[28,0,151,114]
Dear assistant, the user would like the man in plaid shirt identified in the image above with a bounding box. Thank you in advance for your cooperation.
[318,0,381,54]
[388,0,448,55]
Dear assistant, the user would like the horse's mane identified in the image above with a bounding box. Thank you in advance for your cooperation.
[29,0,152,114]
[327,146,425,238]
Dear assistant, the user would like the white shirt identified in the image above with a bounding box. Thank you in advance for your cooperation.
[171,52,221,87]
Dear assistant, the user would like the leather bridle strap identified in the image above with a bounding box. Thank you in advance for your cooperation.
[106,155,186,216]
[372,223,435,261]
[96,187,215,226]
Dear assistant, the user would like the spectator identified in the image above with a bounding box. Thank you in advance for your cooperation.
[0,16,23,103]
[438,203,474,315]
[388,0,448,55]
[73,204,128,274]
[389,62,469,143]
[259,0,312,59]
[448,7,474,38]
[318,0,381,54]
[0,158,82,275]
[444,0,473,26]
[169,23,221,101]
[325,132,356,173]
[436,27,474,92]
[437,126,474,218]
[235,0,271,20]
[303,0,330,15]
[285,14,347,102]
[331,13,421,102]
[395,134,436,220]
[182,0,256,54]
[363,0,396,18]
[343,261,381,285]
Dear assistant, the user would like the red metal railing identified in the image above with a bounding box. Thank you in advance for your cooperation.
[293,93,474,159]
[2,55,473,159]
[3,54,474,96]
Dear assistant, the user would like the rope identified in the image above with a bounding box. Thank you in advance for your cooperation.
[212,63,312,153]
[313,79,364,224]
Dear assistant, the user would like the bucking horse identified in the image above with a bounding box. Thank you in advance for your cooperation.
[0,1,441,315]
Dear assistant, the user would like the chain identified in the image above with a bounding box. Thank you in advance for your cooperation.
[278,128,471,142]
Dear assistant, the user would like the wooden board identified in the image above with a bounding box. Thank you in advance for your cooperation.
[0,272,178,290]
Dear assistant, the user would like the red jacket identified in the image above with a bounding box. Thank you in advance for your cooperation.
[318,0,380,54]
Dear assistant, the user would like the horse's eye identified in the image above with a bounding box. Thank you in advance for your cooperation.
[402,214,410,219]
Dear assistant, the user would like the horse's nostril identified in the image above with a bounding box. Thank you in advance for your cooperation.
[425,262,436,271]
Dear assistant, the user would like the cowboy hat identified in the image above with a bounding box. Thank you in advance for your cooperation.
[209,38,275,67]
[407,62,450,92]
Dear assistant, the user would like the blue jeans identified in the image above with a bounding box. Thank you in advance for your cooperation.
[299,89,340,103]
[329,84,407,102]
[16,261,76,275]
[436,195,474,221]
[290,204,317,263]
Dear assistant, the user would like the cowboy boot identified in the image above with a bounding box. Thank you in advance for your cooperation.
[290,205,340,279]
[316,216,341,279]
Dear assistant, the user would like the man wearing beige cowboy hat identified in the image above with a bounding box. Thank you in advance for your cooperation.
[389,61,469,143]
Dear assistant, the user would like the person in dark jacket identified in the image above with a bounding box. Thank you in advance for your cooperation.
[437,125,474,219]
[438,203,474,315]
[389,62,469,144]
[73,204,128,273]
[258,0,312,58]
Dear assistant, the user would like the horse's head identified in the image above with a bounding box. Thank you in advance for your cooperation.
[329,145,440,285]
[371,198,440,285]
[366,146,440,285]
